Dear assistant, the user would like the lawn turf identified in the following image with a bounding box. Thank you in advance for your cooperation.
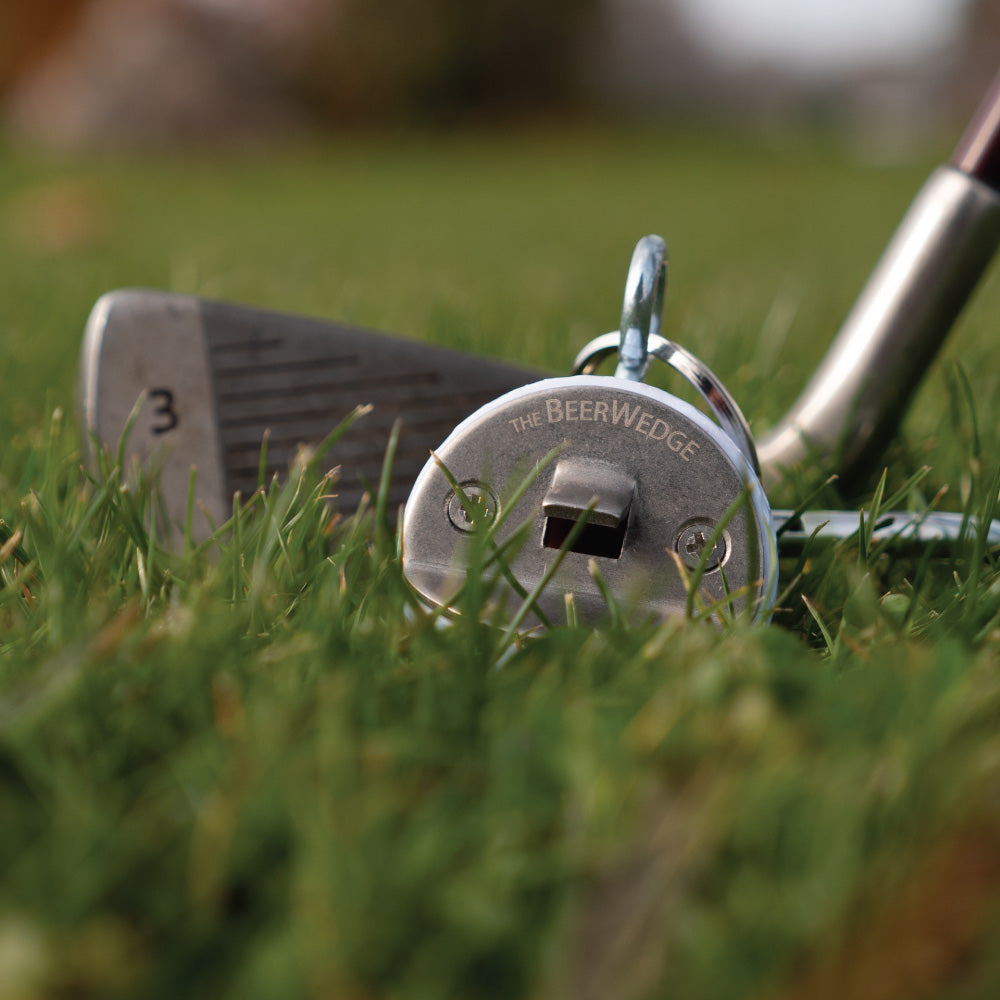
[2,125,1000,998]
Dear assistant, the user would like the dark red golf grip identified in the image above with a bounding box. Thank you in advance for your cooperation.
[952,68,1000,191]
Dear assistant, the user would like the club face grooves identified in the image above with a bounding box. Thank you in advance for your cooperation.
[80,290,540,540]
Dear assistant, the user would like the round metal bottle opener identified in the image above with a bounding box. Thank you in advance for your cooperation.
[402,236,777,627]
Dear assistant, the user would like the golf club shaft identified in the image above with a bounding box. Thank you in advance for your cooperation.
[758,70,1000,491]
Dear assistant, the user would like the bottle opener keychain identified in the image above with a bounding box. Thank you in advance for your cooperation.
[402,236,776,625]
[401,235,1000,628]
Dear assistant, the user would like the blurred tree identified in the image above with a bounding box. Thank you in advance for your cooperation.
[233,0,601,121]
[2,0,601,148]
[0,0,90,93]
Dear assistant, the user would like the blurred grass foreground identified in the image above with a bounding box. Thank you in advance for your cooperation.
[4,3,1000,1000]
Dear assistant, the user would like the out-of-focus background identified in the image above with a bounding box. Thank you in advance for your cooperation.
[0,0,996,149]
[1,0,999,484]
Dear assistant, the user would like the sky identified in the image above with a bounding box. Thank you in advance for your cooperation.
[674,0,969,75]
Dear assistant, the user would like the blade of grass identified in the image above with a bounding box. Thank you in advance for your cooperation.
[495,498,599,655]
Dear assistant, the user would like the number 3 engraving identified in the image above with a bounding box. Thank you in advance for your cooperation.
[150,388,179,434]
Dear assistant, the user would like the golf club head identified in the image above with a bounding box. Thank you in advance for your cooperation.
[78,289,540,544]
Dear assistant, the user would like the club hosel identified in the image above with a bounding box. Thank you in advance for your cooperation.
[758,165,1000,492]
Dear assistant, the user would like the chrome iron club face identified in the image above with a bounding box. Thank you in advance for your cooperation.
[79,290,536,544]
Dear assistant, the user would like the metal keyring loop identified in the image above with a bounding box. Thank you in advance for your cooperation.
[572,330,761,475]
[617,234,667,381]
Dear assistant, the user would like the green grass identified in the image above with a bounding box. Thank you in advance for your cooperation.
[3,125,1000,998]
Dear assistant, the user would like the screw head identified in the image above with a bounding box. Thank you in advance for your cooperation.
[675,519,729,572]
[445,481,498,533]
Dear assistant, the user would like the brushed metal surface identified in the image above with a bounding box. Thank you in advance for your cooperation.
[402,375,776,627]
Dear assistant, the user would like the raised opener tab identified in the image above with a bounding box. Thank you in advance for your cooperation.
[542,458,635,527]
[542,458,636,559]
